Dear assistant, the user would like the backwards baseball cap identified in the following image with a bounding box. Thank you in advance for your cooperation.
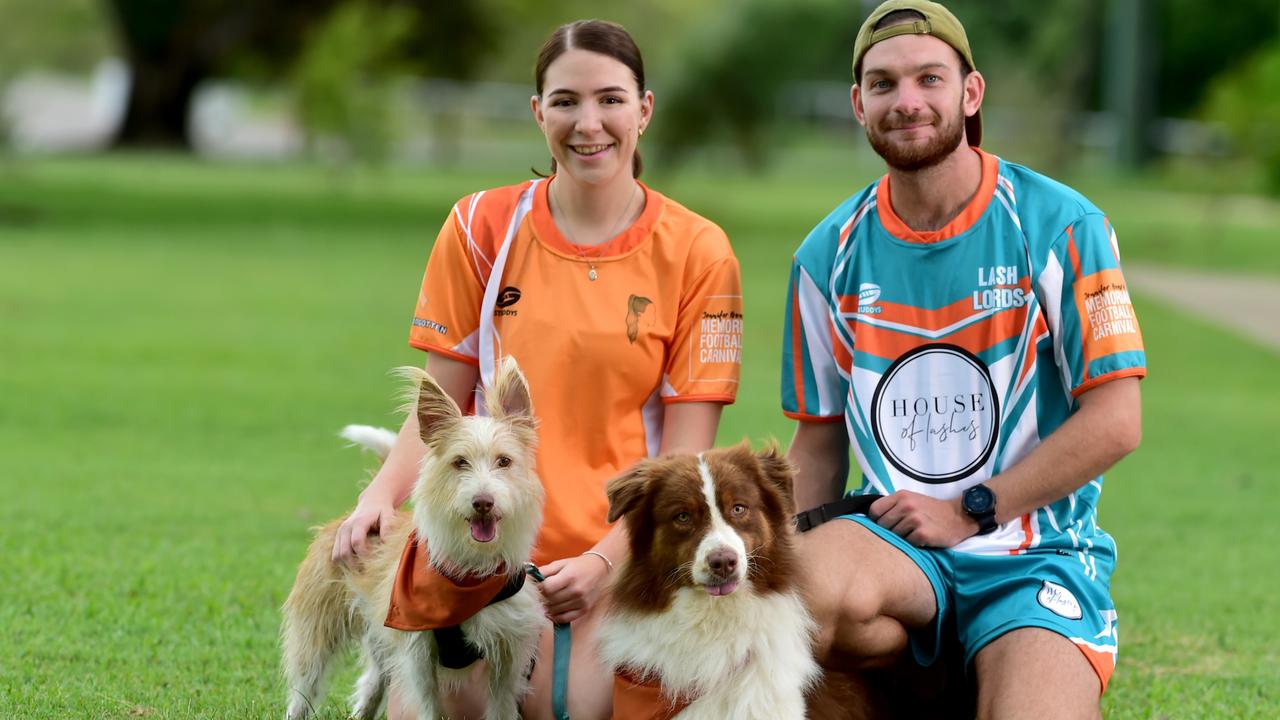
[852,0,981,147]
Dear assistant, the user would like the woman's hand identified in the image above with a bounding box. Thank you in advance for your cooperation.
[331,494,397,563]
[537,552,612,624]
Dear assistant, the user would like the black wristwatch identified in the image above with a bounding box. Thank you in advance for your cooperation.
[962,484,998,536]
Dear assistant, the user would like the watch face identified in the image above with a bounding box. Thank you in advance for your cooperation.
[964,486,994,514]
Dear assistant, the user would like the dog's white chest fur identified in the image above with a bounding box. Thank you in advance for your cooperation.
[598,587,818,719]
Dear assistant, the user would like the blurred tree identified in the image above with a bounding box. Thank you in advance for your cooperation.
[291,2,414,166]
[654,0,1280,172]
[1203,39,1280,194]
[653,0,862,170]
[103,0,495,149]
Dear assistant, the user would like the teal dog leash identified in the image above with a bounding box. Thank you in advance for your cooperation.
[525,564,572,720]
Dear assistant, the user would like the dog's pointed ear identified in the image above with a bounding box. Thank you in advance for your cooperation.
[487,356,535,427]
[755,442,797,514]
[606,462,652,523]
[403,367,461,445]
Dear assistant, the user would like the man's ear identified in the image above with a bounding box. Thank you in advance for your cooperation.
[963,69,985,121]
[851,83,868,127]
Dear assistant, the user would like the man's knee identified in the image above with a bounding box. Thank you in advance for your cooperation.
[798,520,935,665]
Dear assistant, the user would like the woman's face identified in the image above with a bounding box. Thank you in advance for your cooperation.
[532,48,652,186]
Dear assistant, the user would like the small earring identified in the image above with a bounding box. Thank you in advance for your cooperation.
[639,127,645,137]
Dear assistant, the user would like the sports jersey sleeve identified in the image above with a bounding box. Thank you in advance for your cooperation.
[1044,213,1146,396]
[781,254,847,422]
[407,200,485,364]
[664,254,743,404]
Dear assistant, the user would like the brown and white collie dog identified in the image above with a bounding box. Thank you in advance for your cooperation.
[597,443,820,719]
[280,358,546,720]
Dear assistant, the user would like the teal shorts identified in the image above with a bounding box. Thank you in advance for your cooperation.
[838,514,1120,691]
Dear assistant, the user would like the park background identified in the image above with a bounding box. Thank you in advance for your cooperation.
[1,0,1278,717]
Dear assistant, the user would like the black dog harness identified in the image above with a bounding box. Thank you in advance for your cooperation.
[434,569,527,669]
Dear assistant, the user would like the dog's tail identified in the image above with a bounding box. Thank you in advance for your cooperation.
[281,522,358,720]
[339,424,397,462]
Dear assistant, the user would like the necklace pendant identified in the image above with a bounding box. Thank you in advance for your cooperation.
[588,267,598,281]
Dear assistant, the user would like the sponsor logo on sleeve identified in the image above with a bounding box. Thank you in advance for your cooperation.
[698,310,742,364]
[412,317,448,335]
[1074,269,1143,362]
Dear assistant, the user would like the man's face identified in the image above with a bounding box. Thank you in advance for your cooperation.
[854,33,976,172]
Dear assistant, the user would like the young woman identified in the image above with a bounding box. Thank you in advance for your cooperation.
[330,19,744,719]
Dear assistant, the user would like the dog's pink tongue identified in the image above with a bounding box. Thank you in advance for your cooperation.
[705,580,739,596]
[470,517,497,543]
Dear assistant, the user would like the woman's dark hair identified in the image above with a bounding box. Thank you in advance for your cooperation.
[534,19,646,178]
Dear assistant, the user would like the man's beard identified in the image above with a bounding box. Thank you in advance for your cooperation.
[865,99,966,172]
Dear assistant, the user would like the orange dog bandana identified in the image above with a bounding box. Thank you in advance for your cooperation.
[384,530,517,631]
[611,667,693,720]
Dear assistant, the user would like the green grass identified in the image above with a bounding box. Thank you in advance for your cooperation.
[1,154,1277,718]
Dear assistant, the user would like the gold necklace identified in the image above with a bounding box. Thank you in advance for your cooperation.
[552,182,640,281]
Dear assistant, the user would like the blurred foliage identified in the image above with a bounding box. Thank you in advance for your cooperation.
[1159,0,1280,117]
[291,2,414,167]
[0,0,114,72]
[653,0,862,170]
[652,0,1107,169]
[654,0,1280,171]
[1203,39,1280,195]
[103,0,497,147]
[476,0,726,86]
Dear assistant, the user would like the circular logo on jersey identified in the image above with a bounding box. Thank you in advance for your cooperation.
[870,343,998,484]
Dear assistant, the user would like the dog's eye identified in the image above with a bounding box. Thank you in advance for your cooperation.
[496,455,512,468]
[731,504,748,517]
[674,511,692,524]
[451,457,469,470]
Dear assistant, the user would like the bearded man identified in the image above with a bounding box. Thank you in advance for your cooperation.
[785,2,1145,718]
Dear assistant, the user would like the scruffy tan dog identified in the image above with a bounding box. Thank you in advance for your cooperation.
[281,358,547,720]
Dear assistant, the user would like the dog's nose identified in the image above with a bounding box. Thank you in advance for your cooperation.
[472,495,494,516]
[707,549,737,576]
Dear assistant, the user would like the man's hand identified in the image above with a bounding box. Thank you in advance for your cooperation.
[537,553,610,624]
[870,490,979,548]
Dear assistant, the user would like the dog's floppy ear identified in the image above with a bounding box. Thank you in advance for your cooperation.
[755,442,798,515]
[486,355,535,428]
[606,462,653,523]
[394,366,462,445]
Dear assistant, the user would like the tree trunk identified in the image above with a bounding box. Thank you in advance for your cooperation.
[105,0,206,149]
[114,58,203,149]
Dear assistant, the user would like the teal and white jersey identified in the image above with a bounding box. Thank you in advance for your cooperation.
[782,150,1146,557]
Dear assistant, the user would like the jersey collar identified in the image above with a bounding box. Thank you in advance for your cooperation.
[532,176,663,259]
[876,148,999,244]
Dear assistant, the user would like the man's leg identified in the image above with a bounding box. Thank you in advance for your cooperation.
[973,627,1101,720]
[796,518,938,668]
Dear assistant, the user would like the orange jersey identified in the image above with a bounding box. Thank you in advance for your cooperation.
[409,178,743,564]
